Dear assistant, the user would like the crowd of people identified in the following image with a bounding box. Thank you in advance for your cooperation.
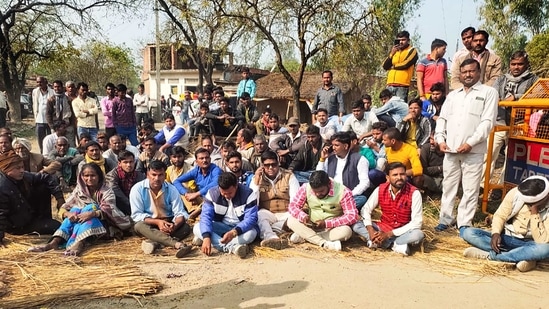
[0,26,548,272]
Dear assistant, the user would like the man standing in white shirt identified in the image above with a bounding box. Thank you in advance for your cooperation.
[434,58,498,233]
[133,83,149,128]
[33,76,55,153]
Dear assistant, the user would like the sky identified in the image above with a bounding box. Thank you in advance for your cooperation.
[101,0,485,67]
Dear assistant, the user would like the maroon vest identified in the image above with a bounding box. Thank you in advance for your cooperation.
[377,182,416,232]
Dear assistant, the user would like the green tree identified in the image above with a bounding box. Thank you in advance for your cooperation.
[34,42,140,92]
[313,0,422,87]
[215,0,376,118]
[526,31,549,77]
[157,0,247,94]
[0,0,138,121]
[479,0,549,70]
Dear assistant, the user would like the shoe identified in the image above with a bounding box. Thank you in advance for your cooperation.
[289,233,305,244]
[175,245,192,258]
[323,240,342,251]
[516,260,537,272]
[434,224,449,232]
[141,240,158,254]
[392,243,409,256]
[463,247,489,260]
[231,244,248,258]
[192,236,203,246]
[260,238,288,250]
[366,240,378,249]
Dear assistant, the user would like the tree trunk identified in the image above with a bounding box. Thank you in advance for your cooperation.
[6,92,21,123]
[292,87,300,119]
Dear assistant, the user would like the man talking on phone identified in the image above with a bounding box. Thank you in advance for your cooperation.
[382,30,418,102]
[249,150,299,250]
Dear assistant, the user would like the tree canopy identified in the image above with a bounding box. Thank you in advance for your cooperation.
[0,0,139,121]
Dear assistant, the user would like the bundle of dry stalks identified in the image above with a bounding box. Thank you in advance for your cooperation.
[0,236,161,309]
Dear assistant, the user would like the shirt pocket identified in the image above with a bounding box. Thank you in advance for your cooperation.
[468,99,485,117]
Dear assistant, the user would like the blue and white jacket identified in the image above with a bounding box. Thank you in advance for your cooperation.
[200,184,258,238]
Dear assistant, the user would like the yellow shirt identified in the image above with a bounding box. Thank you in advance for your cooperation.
[386,142,423,176]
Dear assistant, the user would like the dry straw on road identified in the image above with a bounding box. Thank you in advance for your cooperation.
[1,199,548,308]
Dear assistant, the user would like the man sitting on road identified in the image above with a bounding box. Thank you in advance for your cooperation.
[250,150,299,250]
[461,176,549,272]
[192,172,258,258]
[173,148,222,221]
[130,160,193,258]
[286,171,359,251]
[353,162,424,256]
[106,150,146,216]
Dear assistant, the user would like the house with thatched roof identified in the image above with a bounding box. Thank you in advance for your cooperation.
[254,72,374,124]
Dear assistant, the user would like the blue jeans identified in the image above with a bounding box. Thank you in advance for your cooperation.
[116,126,139,146]
[461,227,549,263]
[353,221,424,249]
[193,221,257,253]
[78,127,98,141]
[293,170,313,184]
[36,123,51,153]
[354,195,367,210]
[386,85,409,102]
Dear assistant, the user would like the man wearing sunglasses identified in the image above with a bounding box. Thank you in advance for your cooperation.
[250,150,299,250]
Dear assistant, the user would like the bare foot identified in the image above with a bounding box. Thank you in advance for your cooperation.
[64,241,85,256]
[28,243,56,252]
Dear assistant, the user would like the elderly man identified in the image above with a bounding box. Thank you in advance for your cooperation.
[192,172,258,258]
[286,170,359,251]
[353,162,424,255]
[0,150,64,246]
[250,150,299,250]
[47,136,82,189]
[461,176,549,272]
[130,160,192,258]
[435,58,499,233]
[249,134,268,170]
[13,137,61,175]
[102,134,140,163]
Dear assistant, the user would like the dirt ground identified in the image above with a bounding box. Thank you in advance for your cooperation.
[7,119,549,309]
[51,249,548,309]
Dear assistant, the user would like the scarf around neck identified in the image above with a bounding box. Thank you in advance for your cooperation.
[85,154,106,174]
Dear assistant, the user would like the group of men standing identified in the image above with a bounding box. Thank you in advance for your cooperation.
[379,26,545,271]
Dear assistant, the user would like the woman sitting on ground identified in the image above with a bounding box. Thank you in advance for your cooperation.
[29,163,131,255]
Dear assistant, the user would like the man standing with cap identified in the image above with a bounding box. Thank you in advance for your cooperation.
[461,176,549,272]
[0,150,64,246]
